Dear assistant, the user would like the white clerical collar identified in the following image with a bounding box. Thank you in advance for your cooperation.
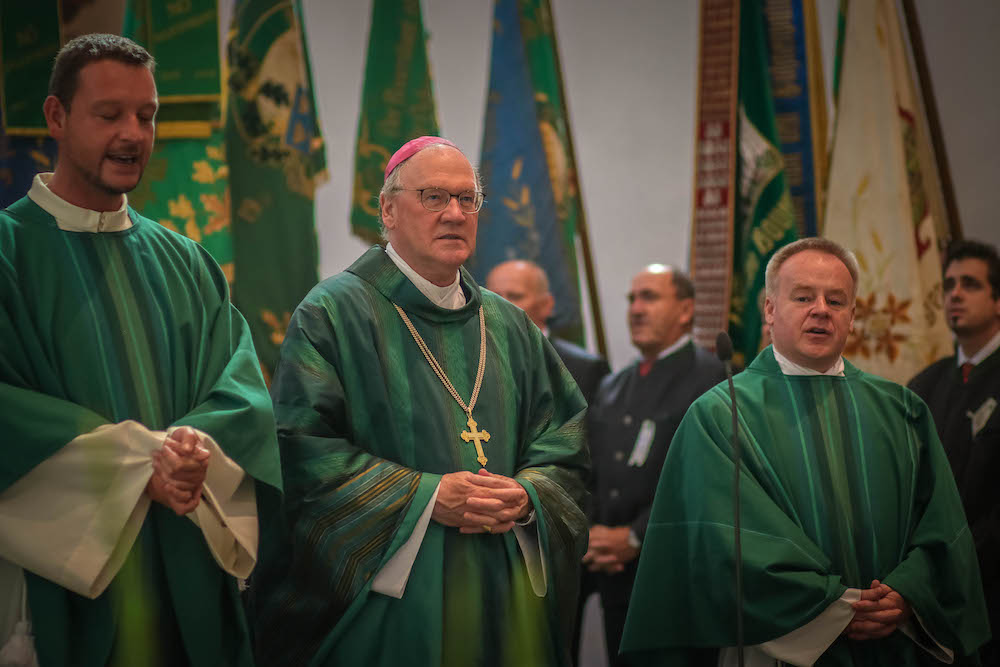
[28,173,132,233]
[957,328,1000,367]
[772,345,845,376]
[385,243,466,310]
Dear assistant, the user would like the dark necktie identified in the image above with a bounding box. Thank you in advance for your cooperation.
[639,360,654,377]
[961,362,974,384]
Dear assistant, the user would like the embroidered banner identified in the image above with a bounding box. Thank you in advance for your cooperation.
[690,0,740,353]
[468,0,588,342]
[0,3,61,133]
[124,0,220,137]
[730,0,798,366]
[763,0,827,236]
[349,0,438,243]
[226,0,327,381]
[823,0,952,383]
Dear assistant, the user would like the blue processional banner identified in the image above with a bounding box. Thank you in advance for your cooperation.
[469,0,582,338]
[762,0,827,236]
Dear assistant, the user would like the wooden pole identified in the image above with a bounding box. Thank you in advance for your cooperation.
[545,0,608,358]
[900,0,963,242]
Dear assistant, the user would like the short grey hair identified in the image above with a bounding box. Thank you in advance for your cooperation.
[764,237,860,297]
[377,142,483,239]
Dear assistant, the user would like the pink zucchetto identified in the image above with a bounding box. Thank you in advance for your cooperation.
[384,136,458,182]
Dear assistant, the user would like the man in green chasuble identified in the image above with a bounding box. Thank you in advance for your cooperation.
[253,137,590,666]
[621,238,989,666]
[0,35,281,666]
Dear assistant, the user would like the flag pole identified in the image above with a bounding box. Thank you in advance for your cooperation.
[544,0,608,359]
[899,0,963,242]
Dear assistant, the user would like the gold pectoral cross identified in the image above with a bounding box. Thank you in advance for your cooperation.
[461,412,490,467]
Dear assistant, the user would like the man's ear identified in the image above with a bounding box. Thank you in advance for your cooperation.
[764,296,775,326]
[676,297,695,329]
[380,192,397,231]
[539,293,555,322]
[42,96,67,141]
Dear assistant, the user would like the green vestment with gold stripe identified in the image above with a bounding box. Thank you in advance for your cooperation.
[0,196,282,666]
[621,347,990,666]
[253,246,589,667]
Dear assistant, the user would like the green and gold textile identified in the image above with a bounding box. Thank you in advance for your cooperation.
[127,130,234,280]
[226,0,327,381]
[0,2,60,133]
[731,0,798,367]
[350,0,439,242]
[0,196,282,666]
[253,246,590,667]
[620,347,989,666]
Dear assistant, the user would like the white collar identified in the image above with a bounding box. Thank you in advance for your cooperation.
[957,328,1000,367]
[385,243,466,310]
[772,345,845,376]
[658,333,692,360]
[639,334,692,364]
[28,173,132,233]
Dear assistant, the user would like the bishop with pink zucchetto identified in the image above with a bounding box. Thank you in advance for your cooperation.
[253,137,590,666]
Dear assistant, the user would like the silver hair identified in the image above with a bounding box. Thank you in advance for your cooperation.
[376,142,483,239]
[764,237,861,297]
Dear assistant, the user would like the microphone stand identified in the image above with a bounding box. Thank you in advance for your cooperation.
[716,332,744,667]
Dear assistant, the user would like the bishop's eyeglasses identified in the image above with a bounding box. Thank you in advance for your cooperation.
[399,188,485,213]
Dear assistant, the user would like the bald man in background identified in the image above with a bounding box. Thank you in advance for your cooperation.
[486,259,610,405]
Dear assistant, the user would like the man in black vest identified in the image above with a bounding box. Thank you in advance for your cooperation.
[586,264,726,665]
[486,259,610,404]
[909,239,1000,666]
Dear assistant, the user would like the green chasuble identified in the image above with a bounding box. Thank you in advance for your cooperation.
[0,196,282,666]
[253,246,590,667]
[621,347,989,666]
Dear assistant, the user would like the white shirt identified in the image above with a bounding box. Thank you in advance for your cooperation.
[384,243,466,309]
[649,333,692,362]
[957,328,1000,367]
[772,345,845,376]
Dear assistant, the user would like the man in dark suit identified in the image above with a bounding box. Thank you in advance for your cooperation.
[586,264,726,665]
[909,239,1000,666]
[486,259,610,405]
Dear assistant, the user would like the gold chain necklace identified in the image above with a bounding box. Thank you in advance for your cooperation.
[393,303,492,467]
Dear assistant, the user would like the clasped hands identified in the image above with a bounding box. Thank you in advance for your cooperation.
[844,579,911,641]
[432,469,531,534]
[583,524,639,574]
[145,426,211,516]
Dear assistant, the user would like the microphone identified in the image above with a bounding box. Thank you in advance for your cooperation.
[716,331,744,667]
[715,331,733,364]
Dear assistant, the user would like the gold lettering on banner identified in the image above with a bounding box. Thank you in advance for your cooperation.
[765,0,801,98]
[167,0,193,16]
[775,112,801,145]
[783,152,803,185]
[692,0,740,349]
[152,9,215,44]
[15,25,38,47]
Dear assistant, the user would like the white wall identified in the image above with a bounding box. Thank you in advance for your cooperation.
[299,0,1000,370]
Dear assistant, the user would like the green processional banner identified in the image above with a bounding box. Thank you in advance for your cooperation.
[729,0,798,367]
[226,0,327,381]
[124,1,234,281]
[350,0,438,242]
[0,2,61,133]
[692,0,826,366]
